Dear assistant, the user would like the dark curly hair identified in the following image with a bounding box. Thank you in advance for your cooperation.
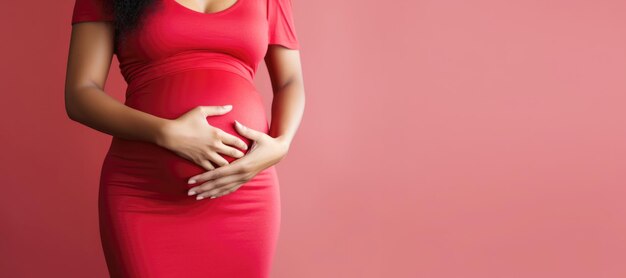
[111,0,160,46]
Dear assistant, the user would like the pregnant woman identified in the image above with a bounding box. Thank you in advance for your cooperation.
[64,0,305,276]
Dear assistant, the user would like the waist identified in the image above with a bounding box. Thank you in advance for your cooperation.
[123,68,265,120]
[121,52,256,96]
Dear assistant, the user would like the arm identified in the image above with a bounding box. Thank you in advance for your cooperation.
[64,21,169,145]
[265,45,306,150]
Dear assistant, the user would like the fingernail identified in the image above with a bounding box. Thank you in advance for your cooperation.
[188,179,196,184]
[196,195,204,200]
[222,105,232,109]
[210,196,217,199]
[188,190,196,196]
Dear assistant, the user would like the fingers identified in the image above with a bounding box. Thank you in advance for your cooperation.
[217,129,249,151]
[206,150,230,167]
[234,120,263,141]
[207,182,244,199]
[213,141,245,159]
[189,174,248,200]
[198,104,232,117]
[188,160,248,185]
[197,159,216,171]
[191,147,228,170]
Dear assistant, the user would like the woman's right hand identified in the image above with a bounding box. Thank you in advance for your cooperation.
[155,105,249,170]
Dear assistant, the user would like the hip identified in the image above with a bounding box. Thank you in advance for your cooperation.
[100,141,280,199]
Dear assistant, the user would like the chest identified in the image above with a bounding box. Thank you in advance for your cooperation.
[172,0,240,14]
[116,0,269,67]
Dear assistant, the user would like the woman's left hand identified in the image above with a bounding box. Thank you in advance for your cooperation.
[186,120,289,200]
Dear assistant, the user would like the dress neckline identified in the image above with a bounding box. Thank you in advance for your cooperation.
[168,0,243,16]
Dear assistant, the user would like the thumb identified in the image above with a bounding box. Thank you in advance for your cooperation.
[199,105,232,117]
[234,120,262,140]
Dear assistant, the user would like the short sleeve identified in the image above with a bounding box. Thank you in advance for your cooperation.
[267,0,300,49]
[71,0,114,25]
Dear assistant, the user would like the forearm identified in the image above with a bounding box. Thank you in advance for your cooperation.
[268,80,305,148]
[65,85,170,145]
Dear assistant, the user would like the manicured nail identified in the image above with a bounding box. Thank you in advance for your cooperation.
[222,105,232,109]
[187,190,196,196]
[188,179,196,184]
[196,195,204,200]
[210,196,217,199]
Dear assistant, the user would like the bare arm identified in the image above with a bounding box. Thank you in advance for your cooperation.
[64,21,169,145]
[264,45,306,149]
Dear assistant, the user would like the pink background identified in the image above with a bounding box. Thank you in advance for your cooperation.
[1,0,625,277]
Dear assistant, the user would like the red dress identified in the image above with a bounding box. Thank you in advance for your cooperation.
[71,0,300,277]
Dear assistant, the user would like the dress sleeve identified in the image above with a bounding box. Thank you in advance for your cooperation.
[71,0,114,25]
[267,0,300,49]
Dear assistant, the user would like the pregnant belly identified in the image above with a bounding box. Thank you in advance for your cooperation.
[104,69,268,191]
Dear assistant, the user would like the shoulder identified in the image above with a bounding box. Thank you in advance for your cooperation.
[266,0,299,49]
[71,0,114,25]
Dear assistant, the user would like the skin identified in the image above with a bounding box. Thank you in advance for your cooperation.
[66,5,305,200]
[176,0,239,14]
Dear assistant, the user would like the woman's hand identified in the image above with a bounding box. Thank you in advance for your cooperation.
[186,120,290,200]
[155,105,249,170]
